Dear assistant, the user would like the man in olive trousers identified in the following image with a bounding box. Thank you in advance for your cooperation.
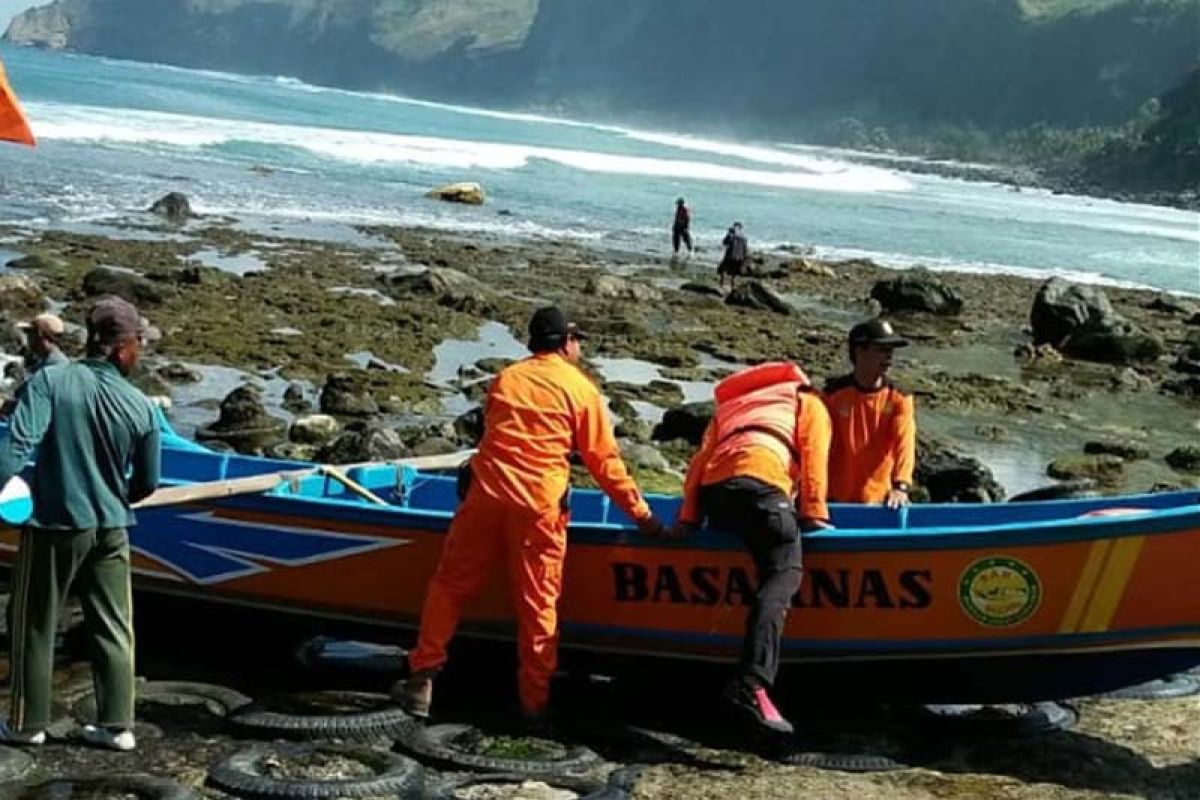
[0,296,160,751]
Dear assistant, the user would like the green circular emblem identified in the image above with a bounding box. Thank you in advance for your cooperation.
[959,556,1042,627]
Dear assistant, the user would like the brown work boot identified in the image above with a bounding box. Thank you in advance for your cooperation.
[391,670,435,719]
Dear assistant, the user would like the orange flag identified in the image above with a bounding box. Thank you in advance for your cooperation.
[0,59,35,147]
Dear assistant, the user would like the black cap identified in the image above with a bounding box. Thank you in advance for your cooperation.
[528,306,587,350]
[87,295,159,347]
[849,318,909,348]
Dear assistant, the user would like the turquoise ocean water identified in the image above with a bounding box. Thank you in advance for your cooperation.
[0,44,1197,293]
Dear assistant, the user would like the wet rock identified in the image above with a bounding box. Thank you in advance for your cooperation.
[456,364,488,382]
[615,416,653,442]
[606,380,684,407]
[148,191,193,222]
[461,378,492,403]
[283,382,311,412]
[584,275,662,303]
[453,407,485,446]
[619,439,670,471]
[4,360,25,385]
[1030,278,1113,347]
[789,258,836,278]
[196,385,288,455]
[1111,367,1155,392]
[915,436,1005,502]
[974,424,1010,442]
[1047,454,1126,485]
[1162,376,1200,397]
[1013,342,1063,363]
[476,358,515,375]
[652,401,714,446]
[1145,295,1195,315]
[176,264,204,286]
[1084,440,1151,461]
[409,436,459,457]
[680,282,723,298]
[1166,446,1200,472]
[0,275,46,316]
[382,267,483,297]
[129,366,172,398]
[316,423,408,464]
[725,281,793,315]
[267,442,319,462]
[81,267,170,306]
[427,182,485,205]
[870,273,963,316]
[1062,318,1164,365]
[290,414,342,445]
[6,253,65,271]
[319,373,379,417]
[1009,480,1100,502]
[1188,312,1200,326]
[157,362,202,384]
[1173,340,1200,375]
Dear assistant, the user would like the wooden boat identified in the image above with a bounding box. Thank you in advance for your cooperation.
[2,420,1198,703]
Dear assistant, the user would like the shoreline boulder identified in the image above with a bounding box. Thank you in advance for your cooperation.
[725,280,793,315]
[149,192,193,222]
[1030,278,1163,365]
[427,182,486,205]
[319,373,379,417]
[870,273,963,316]
[196,385,287,455]
[652,401,714,446]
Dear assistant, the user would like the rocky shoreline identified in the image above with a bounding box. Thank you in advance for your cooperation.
[0,201,1198,501]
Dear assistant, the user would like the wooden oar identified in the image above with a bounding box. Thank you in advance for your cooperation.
[132,450,475,511]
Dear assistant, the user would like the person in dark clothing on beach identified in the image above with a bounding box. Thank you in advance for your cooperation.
[672,197,693,255]
[719,222,748,287]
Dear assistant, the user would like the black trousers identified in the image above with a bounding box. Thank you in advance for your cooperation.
[672,226,692,253]
[701,477,802,688]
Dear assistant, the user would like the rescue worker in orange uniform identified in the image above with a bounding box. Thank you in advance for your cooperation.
[671,362,831,735]
[823,319,916,509]
[398,307,666,724]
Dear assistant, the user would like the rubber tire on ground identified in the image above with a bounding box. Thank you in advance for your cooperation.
[208,743,423,800]
[20,774,201,800]
[427,772,617,800]
[1103,674,1200,700]
[71,680,252,721]
[229,691,415,743]
[0,746,34,782]
[916,702,1077,737]
[782,751,908,773]
[397,723,601,777]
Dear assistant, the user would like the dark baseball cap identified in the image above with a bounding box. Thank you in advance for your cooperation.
[849,318,909,348]
[528,306,588,348]
[87,295,160,347]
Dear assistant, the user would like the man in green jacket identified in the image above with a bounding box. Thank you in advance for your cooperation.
[0,296,160,751]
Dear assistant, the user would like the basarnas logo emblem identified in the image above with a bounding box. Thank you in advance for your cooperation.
[958,556,1041,627]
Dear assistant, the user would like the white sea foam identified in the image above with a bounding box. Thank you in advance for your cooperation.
[27,102,910,193]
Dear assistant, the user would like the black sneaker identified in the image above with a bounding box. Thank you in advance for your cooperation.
[724,680,794,735]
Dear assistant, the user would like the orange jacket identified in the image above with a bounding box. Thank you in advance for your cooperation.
[0,60,35,147]
[471,352,651,521]
[823,375,916,504]
[679,363,831,524]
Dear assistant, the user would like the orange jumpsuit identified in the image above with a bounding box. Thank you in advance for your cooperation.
[409,352,650,714]
[679,371,831,525]
[0,60,35,147]
[822,375,916,504]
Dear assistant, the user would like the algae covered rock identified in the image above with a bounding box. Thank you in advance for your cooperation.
[1047,454,1126,485]
[453,407,485,446]
[149,191,193,222]
[1083,440,1151,461]
[584,274,662,303]
[81,267,170,306]
[1061,318,1163,365]
[651,401,714,446]
[196,385,288,455]
[0,275,47,316]
[870,272,963,316]
[915,435,1005,502]
[290,414,342,445]
[427,182,485,205]
[619,439,670,472]
[725,280,793,315]
[1030,278,1113,346]
[1166,445,1200,472]
[319,373,379,417]
[6,253,66,272]
[316,423,407,464]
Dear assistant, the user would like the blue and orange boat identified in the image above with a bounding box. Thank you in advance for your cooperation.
[1,420,1198,703]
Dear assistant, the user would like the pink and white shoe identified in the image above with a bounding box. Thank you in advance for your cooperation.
[725,680,795,735]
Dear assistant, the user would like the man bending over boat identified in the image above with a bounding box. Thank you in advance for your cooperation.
[823,319,916,509]
[671,362,832,735]
[397,306,666,727]
[0,296,160,752]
